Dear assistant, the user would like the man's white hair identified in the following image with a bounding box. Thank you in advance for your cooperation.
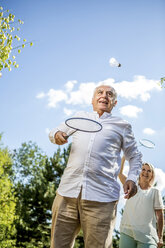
[93,84,117,101]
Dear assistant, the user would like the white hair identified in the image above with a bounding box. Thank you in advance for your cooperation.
[93,85,117,101]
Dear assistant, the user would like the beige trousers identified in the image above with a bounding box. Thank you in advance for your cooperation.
[51,192,117,248]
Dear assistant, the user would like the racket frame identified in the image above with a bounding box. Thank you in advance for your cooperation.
[64,117,102,139]
[139,139,155,149]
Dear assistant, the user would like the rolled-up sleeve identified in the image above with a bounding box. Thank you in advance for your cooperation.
[49,111,84,144]
[49,120,77,144]
[122,124,142,182]
[48,122,70,144]
[49,128,59,144]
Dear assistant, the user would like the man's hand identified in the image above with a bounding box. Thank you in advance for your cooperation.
[55,131,68,145]
[123,180,137,199]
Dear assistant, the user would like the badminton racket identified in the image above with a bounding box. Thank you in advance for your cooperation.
[139,139,155,149]
[64,117,102,139]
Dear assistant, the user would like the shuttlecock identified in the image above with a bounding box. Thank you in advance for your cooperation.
[109,57,121,67]
[0,72,2,78]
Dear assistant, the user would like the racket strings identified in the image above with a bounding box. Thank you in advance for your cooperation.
[66,118,102,132]
[139,139,155,148]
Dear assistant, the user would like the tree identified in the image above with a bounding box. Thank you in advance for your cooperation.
[12,141,70,248]
[0,134,17,248]
[74,229,84,248]
[0,6,33,74]
[12,140,86,248]
[112,229,120,248]
[160,77,165,88]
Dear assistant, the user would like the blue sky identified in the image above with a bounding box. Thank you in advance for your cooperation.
[0,0,165,228]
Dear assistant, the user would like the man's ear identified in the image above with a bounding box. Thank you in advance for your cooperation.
[113,100,117,107]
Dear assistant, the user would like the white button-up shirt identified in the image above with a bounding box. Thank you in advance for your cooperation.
[49,111,142,202]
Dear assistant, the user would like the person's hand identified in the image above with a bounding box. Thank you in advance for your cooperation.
[123,180,137,199]
[157,237,164,248]
[55,131,68,145]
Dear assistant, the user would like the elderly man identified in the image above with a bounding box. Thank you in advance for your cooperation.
[49,85,142,248]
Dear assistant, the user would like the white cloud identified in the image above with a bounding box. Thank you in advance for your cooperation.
[67,82,97,105]
[63,108,75,116]
[143,128,156,135]
[65,80,77,92]
[98,78,115,86]
[36,92,46,99]
[36,75,161,109]
[108,76,161,102]
[113,75,161,101]
[47,89,68,108]
[119,105,143,118]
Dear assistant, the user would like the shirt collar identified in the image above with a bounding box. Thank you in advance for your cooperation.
[93,111,112,119]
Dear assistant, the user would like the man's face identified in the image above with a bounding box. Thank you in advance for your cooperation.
[92,86,117,116]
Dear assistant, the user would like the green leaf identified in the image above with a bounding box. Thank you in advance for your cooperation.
[0,136,17,247]
[0,7,33,74]
[8,59,12,65]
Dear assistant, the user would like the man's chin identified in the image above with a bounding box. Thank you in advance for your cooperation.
[97,108,110,114]
[99,108,109,112]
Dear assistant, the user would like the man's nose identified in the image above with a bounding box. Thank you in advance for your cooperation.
[102,91,108,98]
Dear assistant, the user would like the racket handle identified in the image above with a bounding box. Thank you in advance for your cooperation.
[64,130,77,140]
[64,135,69,140]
